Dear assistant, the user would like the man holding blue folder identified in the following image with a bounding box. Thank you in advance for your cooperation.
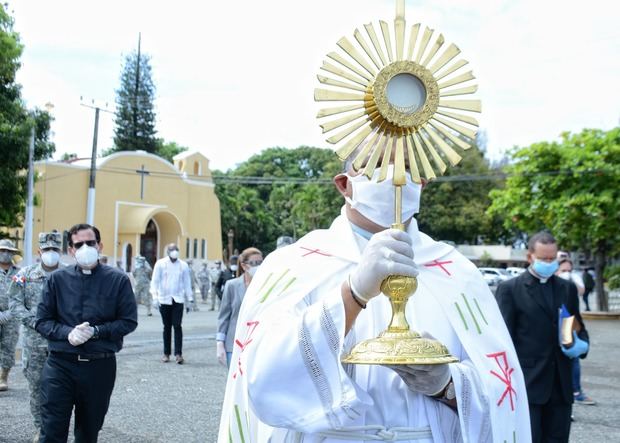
[496,231,589,443]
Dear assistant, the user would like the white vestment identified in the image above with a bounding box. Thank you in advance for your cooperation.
[218,211,531,442]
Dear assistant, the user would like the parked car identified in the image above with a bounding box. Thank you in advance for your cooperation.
[479,267,512,286]
[506,266,526,277]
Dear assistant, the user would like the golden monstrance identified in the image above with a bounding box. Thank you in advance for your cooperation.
[315,0,480,365]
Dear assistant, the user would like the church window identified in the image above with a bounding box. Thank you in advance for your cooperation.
[201,239,206,259]
[193,161,200,176]
[193,238,198,258]
[185,238,190,258]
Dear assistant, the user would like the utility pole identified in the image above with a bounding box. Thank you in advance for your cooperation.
[80,97,112,225]
[23,125,35,266]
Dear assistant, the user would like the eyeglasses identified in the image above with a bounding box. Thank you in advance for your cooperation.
[244,259,263,266]
[73,240,97,249]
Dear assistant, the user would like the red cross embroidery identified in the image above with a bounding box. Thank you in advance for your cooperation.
[232,320,259,380]
[487,351,516,411]
[424,259,453,276]
[299,246,332,258]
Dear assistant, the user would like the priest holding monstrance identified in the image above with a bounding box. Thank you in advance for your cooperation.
[218,2,531,441]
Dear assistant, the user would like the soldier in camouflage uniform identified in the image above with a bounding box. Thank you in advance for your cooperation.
[0,239,21,392]
[196,262,211,306]
[133,255,153,316]
[186,259,199,312]
[8,232,62,441]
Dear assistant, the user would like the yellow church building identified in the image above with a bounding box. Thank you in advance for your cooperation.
[27,150,222,270]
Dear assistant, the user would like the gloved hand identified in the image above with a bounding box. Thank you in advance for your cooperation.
[152,294,160,310]
[216,341,227,366]
[68,322,94,346]
[384,362,452,397]
[562,331,589,359]
[0,311,11,325]
[185,300,192,314]
[350,229,419,302]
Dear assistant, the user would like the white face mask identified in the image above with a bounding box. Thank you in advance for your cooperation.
[230,264,238,272]
[168,250,179,259]
[41,250,60,267]
[75,245,99,268]
[558,271,572,281]
[345,165,422,228]
[247,266,259,277]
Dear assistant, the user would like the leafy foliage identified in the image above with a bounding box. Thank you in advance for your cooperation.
[112,50,157,153]
[214,147,342,253]
[417,145,509,244]
[156,139,187,163]
[0,5,54,231]
[488,128,620,309]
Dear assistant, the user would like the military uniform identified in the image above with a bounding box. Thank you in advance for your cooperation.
[0,239,21,391]
[133,257,153,316]
[8,232,62,435]
[187,261,199,312]
[196,265,211,305]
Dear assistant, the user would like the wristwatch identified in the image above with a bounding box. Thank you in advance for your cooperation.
[442,381,456,401]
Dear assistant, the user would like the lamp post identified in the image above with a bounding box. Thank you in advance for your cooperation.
[23,102,54,266]
[227,229,234,264]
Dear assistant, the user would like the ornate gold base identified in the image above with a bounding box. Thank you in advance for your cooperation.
[341,330,459,365]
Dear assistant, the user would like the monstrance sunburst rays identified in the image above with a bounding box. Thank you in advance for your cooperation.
[315,4,481,186]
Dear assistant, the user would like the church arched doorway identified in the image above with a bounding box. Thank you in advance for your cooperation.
[140,219,159,267]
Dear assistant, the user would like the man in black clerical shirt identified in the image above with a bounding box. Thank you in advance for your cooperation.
[495,231,588,443]
[36,223,138,442]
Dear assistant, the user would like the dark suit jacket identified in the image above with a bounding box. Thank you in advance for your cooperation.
[495,271,588,405]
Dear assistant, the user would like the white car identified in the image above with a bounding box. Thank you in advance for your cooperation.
[479,267,512,286]
[506,266,526,277]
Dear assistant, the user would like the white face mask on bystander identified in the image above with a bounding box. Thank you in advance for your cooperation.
[345,165,422,228]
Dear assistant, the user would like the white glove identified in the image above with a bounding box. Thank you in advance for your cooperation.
[216,341,227,366]
[68,322,94,346]
[350,229,419,302]
[383,332,452,396]
[385,363,451,396]
[151,292,160,309]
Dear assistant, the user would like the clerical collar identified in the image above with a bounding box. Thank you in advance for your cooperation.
[350,222,373,241]
[528,267,549,284]
[81,268,92,275]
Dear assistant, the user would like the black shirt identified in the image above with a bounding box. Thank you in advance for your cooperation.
[36,263,138,354]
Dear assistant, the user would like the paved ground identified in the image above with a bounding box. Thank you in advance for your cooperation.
[0,304,618,442]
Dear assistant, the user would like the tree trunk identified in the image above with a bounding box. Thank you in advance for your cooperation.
[594,248,608,311]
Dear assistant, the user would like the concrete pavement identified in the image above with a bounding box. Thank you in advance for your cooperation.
[0,304,618,442]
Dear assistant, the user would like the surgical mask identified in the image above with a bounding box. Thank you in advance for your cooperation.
[75,245,99,268]
[345,165,422,228]
[0,251,12,263]
[230,264,238,272]
[558,271,572,281]
[41,250,60,267]
[247,266,259,277]
[532,259,559,279]
[168,250,179,259]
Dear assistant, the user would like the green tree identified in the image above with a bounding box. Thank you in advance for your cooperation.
[215,146,341,253]
[112,48,157,153]
[417,145,508,244]
[0,5,54,231]
[488,128,620,310]
[156,139,187,163]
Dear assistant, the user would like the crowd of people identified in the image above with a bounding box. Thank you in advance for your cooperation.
[0,162,604,443]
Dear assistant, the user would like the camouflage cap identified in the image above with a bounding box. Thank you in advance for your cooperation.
[0,238,19,252]
[39,231,62,250]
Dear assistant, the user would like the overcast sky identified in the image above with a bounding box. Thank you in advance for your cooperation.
[12,0,620,172]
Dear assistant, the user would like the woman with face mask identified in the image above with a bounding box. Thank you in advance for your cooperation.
[215,247,262,368]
